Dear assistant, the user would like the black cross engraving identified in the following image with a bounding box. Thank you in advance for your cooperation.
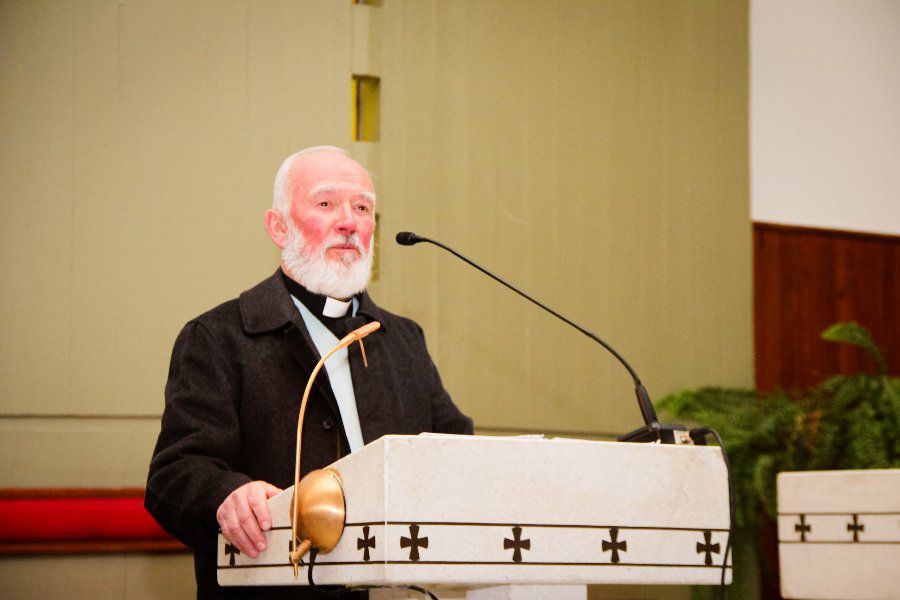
[400,524,428,561]
[224,543,240,567]
[697,531,721,566]
[847,514,864,542]
[601,527,627,564]
[503,526,531,563]
[795,514,811,542]
[358,525,376,561]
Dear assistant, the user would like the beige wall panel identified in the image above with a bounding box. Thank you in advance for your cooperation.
[0,417,160,486]
[352,4,383,77]
[374,1,751,435]
[0,0,750,436]
[0,1,76,416]
[0,553,194,600]
[1,0,352,416]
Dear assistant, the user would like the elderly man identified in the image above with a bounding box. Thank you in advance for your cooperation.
[146,146,473,599]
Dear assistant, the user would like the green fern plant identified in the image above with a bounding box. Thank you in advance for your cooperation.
[657,322,900,528]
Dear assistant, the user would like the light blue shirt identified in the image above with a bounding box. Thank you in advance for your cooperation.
[290,295,366,453]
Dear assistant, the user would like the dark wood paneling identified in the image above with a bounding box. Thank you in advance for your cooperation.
[754,222,900,391]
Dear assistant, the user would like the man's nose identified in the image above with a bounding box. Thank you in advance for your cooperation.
[334,201,358,234]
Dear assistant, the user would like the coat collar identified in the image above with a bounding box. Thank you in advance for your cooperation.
[355,288,389,331]
[238,270,298,335]
[238,270,389,335]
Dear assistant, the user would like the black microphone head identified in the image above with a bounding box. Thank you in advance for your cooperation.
[396,231,423,246]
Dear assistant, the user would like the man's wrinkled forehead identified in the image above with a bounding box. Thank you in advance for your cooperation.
[291,151,372,188]
[308,182,377,204]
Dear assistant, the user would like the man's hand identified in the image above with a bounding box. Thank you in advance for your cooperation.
[216,481,282,558]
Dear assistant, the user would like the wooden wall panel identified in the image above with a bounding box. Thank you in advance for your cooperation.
[754,222,900,391]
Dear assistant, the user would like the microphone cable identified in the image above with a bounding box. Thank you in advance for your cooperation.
[306,547,439,600]
[689,427,735,600]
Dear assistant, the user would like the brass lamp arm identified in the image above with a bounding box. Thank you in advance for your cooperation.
[290,320,381,573]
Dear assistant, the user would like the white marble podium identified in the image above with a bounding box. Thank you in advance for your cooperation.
[218,434,731,590]
[778,469,900,600]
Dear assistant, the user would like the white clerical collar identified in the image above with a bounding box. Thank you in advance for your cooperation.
[323,296,352,318]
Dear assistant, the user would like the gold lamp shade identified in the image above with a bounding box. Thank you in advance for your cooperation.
[296,468,346,549]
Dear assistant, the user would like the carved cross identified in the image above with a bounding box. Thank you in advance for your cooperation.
[224,543,240,567]
[795,514,811,542]
[503,526,531,563]
[357,525,376,561]
[601,527,627,564]
[847,514,865,542]
[400,524,428,561]
[696,530,721,566]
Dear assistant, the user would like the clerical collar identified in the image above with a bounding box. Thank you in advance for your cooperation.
[280,269,353,319]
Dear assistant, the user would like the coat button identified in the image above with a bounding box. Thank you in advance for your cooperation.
[323,416,334,430]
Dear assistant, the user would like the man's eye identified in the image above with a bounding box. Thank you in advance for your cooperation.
[355,204,370,213]
[318,201,330,207]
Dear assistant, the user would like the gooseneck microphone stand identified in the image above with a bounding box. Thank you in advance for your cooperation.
[395,231,687,443]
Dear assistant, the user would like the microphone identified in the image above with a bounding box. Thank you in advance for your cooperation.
[395,231,687,444]
[395,231,424,246]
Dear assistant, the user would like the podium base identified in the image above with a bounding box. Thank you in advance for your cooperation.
[371,584,587,600]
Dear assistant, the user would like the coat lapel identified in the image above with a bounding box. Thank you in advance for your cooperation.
[345,293,402,444]
[238,271,340,417]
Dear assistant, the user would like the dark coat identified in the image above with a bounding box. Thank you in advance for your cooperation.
[146,271,473,599]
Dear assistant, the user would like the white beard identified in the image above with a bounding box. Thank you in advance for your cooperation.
[282,220,374,299]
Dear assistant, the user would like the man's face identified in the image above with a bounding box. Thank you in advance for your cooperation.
[288,152,376,264]
[278,151,376,298]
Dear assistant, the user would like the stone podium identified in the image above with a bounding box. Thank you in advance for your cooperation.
[778,469,900,600]
[217,434,731,592]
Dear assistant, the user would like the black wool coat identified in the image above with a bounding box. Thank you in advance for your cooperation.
[146,271,473,599]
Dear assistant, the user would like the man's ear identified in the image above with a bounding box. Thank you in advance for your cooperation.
[265,209,289,249]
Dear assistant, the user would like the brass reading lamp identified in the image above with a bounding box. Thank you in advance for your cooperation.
[288,320,381,576]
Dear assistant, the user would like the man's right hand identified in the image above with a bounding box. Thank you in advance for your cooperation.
[216,480,282,558]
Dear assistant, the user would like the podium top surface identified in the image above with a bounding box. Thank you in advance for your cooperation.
[325,433,730,528]
[777,469,900,513]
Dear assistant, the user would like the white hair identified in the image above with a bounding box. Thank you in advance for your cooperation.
[272,145,349,217]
